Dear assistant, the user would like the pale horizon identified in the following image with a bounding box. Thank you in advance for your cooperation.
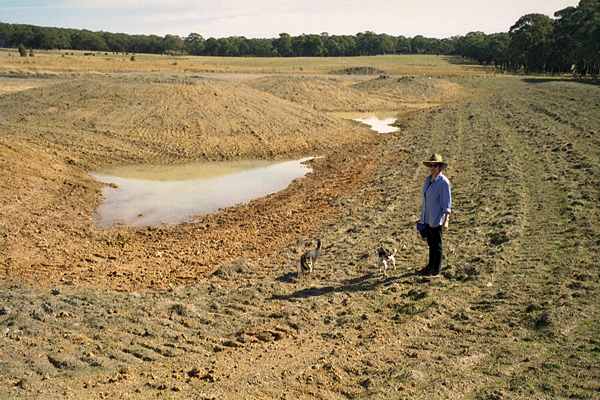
[1,0,580,39]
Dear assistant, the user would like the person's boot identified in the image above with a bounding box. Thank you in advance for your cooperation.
[417,266,432,276]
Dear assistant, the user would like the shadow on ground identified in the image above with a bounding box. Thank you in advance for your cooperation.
[522,77,600,86]
[271,271,417,301]
[276,272,297,283]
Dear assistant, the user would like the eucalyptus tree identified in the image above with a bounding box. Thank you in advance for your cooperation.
[71,30,108,51]
[162,34,184,54]
[273,33,293,56]
[395,36,411,53]
[509,13,554,72]
[486,33,510,68]
[184,33,205,55]
[554,0,600,76]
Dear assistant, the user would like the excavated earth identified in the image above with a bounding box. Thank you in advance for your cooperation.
[247,75,461,112]
[0,71,599,400]
[353,75,462,103]
[0,77,374,165]
[247,76,397,112]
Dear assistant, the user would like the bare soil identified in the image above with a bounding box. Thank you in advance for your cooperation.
[247,76,397,112]
[353,75,462,104]
[0,77,374,167]
[1,61,599,399]
[0,77,57,95]
[247,75,461,112]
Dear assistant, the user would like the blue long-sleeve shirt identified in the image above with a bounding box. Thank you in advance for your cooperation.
[420,173,452,227]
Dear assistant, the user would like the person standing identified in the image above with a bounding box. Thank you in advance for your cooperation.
[418,154,452,276]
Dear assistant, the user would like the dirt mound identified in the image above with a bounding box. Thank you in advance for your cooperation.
[353,75,461,102]
[330,66,387,75]
[247,75,396,112]
[0,78,373,167]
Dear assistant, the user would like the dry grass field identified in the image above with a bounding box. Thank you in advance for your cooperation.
[0,49,486,76]
[0,53,599,399]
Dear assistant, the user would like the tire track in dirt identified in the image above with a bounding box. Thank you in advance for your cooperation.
[508,86,600,244]
[449,78,600,398]
[375,93,532,398]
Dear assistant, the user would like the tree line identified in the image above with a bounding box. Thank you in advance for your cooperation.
[0,26,454,57]
[455,0,599,76]
[0,0,598,75]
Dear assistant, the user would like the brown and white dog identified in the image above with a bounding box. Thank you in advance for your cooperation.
[376,245,397,276]
[299,239,321,277]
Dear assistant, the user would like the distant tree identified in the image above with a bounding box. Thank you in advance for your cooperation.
[249,38,275,57]
[237,37,250,56]
[375,34,396,54]
[509,13,554,72]
[162,34,184,54]
[323,36,346,56]
[554,0,600,76]
[338,35,358,56]
[204,37,219,56]
[273,33,293,56]
[71,30,108,51]
[576,0,600,75]
[486,33,510,68]
[0,23,11,47]
[302,34,325,56]
[461,31,489,62]
[32,27,70,49]
[395,36,411,53]
[217,37,240,56]
[184,33,205,55]
[103,32,129,53]
[10,25,35,47]
[123,34,158,53]
[438,38,456,55]
[356,31,378,55]
[410,35,430,54]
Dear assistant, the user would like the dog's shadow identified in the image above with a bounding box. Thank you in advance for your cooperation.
[271,271,411,301]
[276,271,297,283]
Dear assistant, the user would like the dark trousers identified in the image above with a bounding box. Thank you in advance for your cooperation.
[426,225,443,273]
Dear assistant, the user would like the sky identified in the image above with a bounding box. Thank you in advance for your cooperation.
[0,0,580,39]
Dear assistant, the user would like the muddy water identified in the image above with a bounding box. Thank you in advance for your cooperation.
[91,158,313,228]
[354,116,398,133]
[331,111,399,133]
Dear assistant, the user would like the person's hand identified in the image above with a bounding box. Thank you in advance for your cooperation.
[443,216,449,229]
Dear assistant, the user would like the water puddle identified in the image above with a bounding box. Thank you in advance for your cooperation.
[91,158,313,228]
[353,115,399,133]
[330,111,400,133]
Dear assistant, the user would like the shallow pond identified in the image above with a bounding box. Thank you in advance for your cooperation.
[330,111,400,134]
[91,158,313,228]
[353,115,399,134]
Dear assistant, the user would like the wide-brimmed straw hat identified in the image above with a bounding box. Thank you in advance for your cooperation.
[422,153,448,167]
